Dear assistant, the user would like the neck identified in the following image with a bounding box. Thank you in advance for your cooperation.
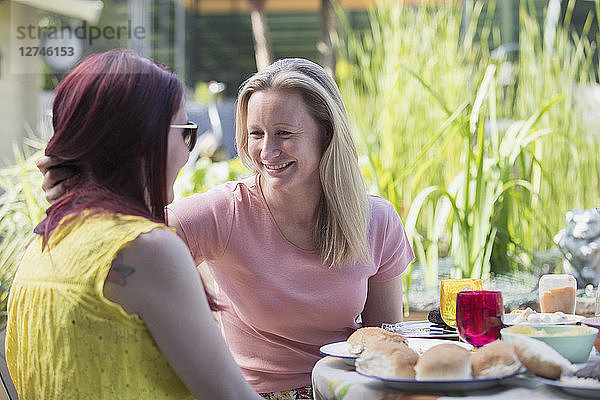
[259,175,322,226]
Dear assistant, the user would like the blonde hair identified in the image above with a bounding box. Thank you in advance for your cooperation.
[235,58,370,267]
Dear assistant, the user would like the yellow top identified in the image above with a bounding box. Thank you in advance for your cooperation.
[5,211,193,399]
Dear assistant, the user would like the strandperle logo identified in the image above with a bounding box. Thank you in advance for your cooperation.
[15,20,146,46]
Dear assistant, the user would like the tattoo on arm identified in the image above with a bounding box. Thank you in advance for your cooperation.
[107,253,135,286]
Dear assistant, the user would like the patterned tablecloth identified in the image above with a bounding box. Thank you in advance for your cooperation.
[312,356,590,400]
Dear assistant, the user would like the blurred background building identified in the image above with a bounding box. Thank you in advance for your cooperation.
[0,0,103,163]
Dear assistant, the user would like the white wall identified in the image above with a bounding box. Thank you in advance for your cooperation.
[0,1,42,165]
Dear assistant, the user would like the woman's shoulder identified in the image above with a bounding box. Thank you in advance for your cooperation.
[119,227,190,271]
[48,211,167,245]
[366,194,406,234]
[78,213,174,252]
[367,194,397,217]
[127,227,185,252]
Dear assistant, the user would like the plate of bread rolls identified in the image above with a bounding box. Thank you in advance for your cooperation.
[325,327,525,391]
[355,334,523,391]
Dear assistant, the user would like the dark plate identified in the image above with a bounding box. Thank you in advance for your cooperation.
[382,321,458,338]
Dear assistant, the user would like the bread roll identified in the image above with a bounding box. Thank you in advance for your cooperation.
[470,340,522,378]
[511,335,575,380]
[347,327,408,355]
[356,341,418,379]
[414,344,472,380]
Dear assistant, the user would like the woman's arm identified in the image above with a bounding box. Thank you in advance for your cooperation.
[361,199,413,327]
[103,229,261,400]
[361,275,404,327]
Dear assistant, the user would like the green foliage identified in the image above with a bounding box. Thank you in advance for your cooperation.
[509,0,600,249]
[412,66,560,281]
[0,139,48,323]
[336,0,600,302]
[194,82,212,104]
[173,157,250,200]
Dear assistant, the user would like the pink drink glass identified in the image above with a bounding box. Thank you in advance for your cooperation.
[456,290,504,347]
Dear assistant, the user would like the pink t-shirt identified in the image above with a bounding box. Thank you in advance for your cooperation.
[168,176,414,393]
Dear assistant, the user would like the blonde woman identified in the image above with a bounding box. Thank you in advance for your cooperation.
[39,58,414,399]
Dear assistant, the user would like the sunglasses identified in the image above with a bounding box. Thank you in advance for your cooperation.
[170,121,198,151]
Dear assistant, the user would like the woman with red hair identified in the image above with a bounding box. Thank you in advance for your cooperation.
[5,49,261,400]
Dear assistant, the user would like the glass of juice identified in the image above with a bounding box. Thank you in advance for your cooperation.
[456,290,504,347]
[538,274,576,314]
[440,278,482,328]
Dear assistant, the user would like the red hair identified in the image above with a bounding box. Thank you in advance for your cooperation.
[36,50,182,237]
[35,50,221,311]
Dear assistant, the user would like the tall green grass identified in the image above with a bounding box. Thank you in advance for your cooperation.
[0,139,48,323]
[508,0,600,250]
[407,63,561,280]
[336,0,600,308]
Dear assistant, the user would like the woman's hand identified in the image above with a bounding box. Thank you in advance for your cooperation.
[37,156,81,203]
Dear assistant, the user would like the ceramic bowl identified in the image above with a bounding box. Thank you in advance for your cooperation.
[580,316,600,353]
[501,324,598,363]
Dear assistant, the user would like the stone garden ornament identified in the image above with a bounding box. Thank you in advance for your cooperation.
[554,208,600,287]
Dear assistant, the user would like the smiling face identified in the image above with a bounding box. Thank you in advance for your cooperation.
[165,102,190,203]
[246,89,326,197]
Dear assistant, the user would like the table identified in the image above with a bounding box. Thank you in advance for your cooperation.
[312,356,588,400]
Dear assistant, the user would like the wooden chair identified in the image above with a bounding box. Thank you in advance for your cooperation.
[0,329,18,400]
